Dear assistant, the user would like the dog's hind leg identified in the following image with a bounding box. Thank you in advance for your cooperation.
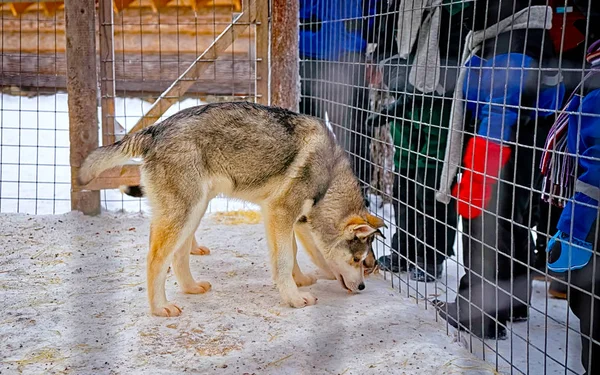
[174,235,212,294]
[190,236,211,256]
[173,198,212,294]
[147,199,206,317]
[263,206,317,308]
[292,233,317,287]
[294,223,336,280]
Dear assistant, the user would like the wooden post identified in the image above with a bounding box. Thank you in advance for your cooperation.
[255,0,269,105]
[65,0,101,215]
[99,0,120,145]
[270,0,298,111]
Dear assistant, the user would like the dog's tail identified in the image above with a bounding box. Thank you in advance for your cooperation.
[119,185,145,197]
[77,129,154,186]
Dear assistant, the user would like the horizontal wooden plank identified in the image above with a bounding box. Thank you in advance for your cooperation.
[79,163,141,191]
[1,5,254,54]
[0,73,256,97]
[1,52,256,96]
[1,52,255,80]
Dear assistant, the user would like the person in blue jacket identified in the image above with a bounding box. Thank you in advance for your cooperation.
[298,0,384,202]
[542,38,600,372]
[548,86,600,375]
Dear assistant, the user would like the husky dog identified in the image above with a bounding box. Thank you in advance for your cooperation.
[78,102,383,317]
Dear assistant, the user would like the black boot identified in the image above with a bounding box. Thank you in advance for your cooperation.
[410,263,444,282]
[433,299,508,340]
[377,252,407,273]
[378,231,410,273]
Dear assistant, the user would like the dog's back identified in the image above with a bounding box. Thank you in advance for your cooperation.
[80,101,342,204]
[149,102,336,190]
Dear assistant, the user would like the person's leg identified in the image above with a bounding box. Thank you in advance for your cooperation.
[379,169,418,272]
[412,115,458,282]
[437,153,520,339]
[411,165,458,281]
[569,255,600,375]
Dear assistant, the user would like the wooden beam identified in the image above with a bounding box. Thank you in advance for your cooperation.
[128,0,259,134]
[1,73,256,97]
[9,2,33,16]
[1,52,256,96]
[80,163,141,190]
[270,0,298,111]
[99,0,124,145]
[255,0,269,105]
[65,0,101,215]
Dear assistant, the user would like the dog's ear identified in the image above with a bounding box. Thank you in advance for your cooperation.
[344,215,379,241]
[365,213,387,229]
[353,224,379,240]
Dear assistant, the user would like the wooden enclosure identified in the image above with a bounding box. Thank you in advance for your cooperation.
[0,0,298,214]
[1,0,258,98]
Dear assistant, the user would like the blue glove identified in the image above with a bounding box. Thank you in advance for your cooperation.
[547,230,594,273]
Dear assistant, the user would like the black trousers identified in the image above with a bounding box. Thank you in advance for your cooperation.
[299,53,371,189]
[453,126,545,338]
[391,166,458,272]
[568,249,600,375]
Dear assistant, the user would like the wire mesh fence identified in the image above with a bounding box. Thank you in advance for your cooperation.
[299,0,599,373]
[0,0,263,214]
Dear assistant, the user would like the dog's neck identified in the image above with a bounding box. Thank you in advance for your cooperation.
[307,152,367,245]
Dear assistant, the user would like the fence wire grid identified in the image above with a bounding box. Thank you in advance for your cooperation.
[0,0,262,214]
[299,0,599,374]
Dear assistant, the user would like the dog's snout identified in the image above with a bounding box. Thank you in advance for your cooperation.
[358,283,365,291]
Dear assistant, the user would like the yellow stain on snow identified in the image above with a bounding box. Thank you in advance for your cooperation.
[210,210,262,225]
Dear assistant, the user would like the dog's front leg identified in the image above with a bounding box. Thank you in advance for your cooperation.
[295,223,336,280]
[264,208,317,308]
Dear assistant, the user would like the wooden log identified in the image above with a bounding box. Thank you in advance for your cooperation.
[1,52,256,97]
[270,0,298,111]
[0,73,256,97]
[128,0,260,134]
[255,0,269,105]
[99,0,122,145]
[80,163,141,190]
[65,0,101,215]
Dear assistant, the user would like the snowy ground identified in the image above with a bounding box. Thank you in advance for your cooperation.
[0,211,498,375]
[0,92,587,374]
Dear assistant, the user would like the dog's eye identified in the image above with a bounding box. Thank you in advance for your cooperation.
[353,257,361,263]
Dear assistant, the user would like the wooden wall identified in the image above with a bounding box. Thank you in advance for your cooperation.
[0,0,256,98]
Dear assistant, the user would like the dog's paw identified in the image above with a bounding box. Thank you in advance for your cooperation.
[152,303,182,317]
[285,291,318,308]
[182,281,212,294]
[191,245,211,256]
[293,272,317,287]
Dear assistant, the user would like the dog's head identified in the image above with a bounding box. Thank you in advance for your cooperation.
[322,213,385,293]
